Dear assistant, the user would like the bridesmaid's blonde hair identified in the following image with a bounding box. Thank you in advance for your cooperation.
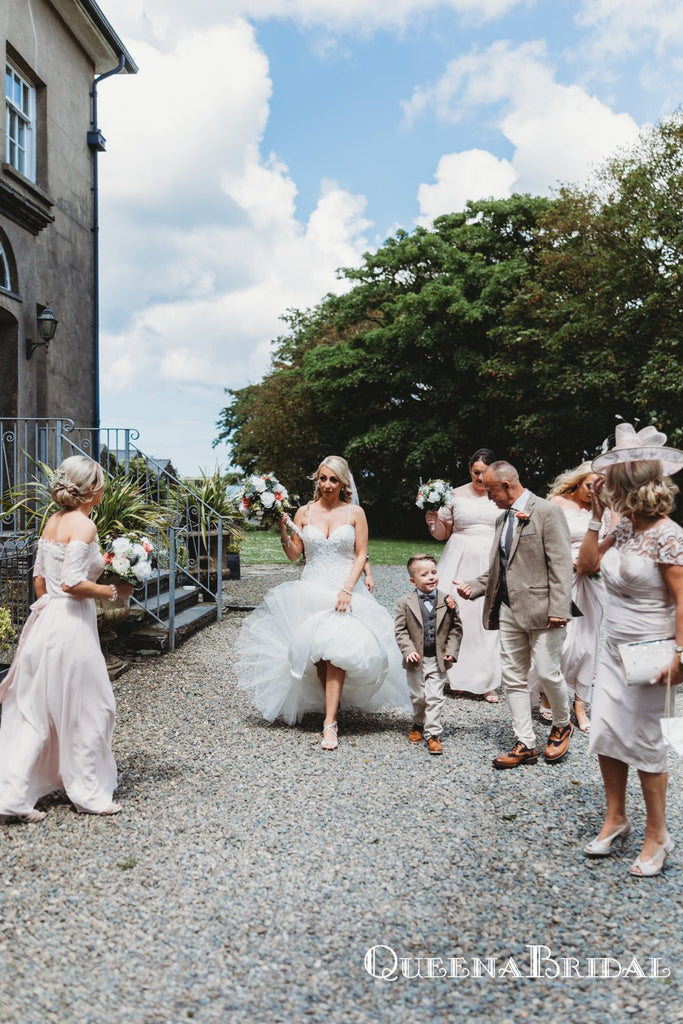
[547,461,595,499]
[310,456,354,504]
[51,456,104,510]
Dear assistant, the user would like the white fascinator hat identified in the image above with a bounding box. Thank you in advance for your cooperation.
[592,422,683,476]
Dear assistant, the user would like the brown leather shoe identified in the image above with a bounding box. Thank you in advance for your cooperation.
[492,741,538,769]
[427,737,443,755]
[408,727,424,744]
[544,723,573,764]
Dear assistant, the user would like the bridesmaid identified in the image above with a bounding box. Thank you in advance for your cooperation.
[0,457,133,822]
[425,447,501,701]
[532,462,614,732]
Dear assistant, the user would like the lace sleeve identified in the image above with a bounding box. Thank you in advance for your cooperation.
[437,500,454,525]
[612,517,633,548]
[657,524,683,566]
[61,541,92,587]
[32,544,45,578]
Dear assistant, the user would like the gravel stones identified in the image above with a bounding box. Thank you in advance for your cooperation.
[0,563,681,1023]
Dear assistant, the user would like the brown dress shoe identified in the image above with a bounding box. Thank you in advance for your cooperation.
[408,727,424,744]
[492,741,538,769]
[427,737,443,755]
[544,723,573,763]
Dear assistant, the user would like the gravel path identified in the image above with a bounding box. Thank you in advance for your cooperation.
[1,563,681,1024]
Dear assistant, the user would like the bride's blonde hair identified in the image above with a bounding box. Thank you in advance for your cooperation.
[310,456,354,504]
[51,456,104,510]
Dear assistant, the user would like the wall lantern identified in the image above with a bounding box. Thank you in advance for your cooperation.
[26,305,59,359]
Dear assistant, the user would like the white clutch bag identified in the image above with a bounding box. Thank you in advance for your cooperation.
[617,638,675,686]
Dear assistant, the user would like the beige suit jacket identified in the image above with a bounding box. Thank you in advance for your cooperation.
[394,589,463,674]
[467,494,576,631]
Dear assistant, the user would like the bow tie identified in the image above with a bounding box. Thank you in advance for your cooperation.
[419,590,437,601]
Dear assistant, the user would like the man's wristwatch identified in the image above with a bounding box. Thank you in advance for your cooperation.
[675,644,683,668]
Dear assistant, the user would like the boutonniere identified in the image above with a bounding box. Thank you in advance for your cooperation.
[515,511,530,521]
[444,595,456,610]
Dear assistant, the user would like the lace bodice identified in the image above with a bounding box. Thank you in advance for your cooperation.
[601,517,683,643]
[33,539,105,597]
[300,524,361,592]
[438,492,498,536]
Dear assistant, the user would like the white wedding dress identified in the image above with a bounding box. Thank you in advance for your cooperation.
[0,539,117,817]
[589,517,683,773]
[236,512,410,724]
[434,491,501,694]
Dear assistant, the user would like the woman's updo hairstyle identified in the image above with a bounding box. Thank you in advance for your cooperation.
[51,456,104,510]
[603,461,678,518]
[310,455,354,504]
[468,447,496,468]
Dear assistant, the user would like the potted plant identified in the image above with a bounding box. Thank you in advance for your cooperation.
[0,605,16,681]
[179,468,245,583]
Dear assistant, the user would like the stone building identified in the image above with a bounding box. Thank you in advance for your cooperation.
[0,0,135,426]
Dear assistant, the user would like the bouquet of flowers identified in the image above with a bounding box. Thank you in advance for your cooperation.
[238,473,291,526]
[102,534,156,586]
[415,479,452,510]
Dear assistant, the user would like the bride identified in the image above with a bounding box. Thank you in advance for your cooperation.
[236,456,409,748]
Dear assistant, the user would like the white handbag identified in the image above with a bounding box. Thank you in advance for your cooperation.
[617,638,675,686]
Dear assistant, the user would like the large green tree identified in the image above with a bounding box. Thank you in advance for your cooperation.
[216,115,683,532]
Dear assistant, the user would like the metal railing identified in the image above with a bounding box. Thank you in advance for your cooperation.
[0,534,37,649]
[0,419,228,649]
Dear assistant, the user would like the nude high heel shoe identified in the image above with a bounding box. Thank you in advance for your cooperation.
[584,819,633,857]
[630,833,674,878]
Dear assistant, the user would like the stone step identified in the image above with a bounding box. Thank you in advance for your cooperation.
[122,602,218,652]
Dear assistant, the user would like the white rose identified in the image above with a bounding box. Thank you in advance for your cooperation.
[261,491,275,508]
[251,476,266,493]
[111,537,131,556]
[111,555,130,576]
[416,497,424,508]
[428,490,439,503]
[132,561,152,582]
[131,543,147,561]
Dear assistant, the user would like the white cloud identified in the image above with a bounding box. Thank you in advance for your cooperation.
[412,41,641,223]
[97,16,372,442]
[107,0,526,45]
[575,0,683,60]
[417,150,516,223]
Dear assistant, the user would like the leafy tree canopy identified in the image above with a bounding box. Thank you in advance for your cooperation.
[215,115,683,533]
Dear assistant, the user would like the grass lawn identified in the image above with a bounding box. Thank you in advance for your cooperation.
[240,529,444,566]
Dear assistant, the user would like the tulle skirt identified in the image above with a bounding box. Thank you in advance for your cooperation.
[236,580,410,724]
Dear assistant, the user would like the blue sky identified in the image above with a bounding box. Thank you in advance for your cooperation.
[97,0,682,475]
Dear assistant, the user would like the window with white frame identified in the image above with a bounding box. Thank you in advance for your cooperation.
[5,62,35,180]
[0,243,10,290]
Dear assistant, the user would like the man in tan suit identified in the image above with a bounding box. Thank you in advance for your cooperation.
[456,461,575,768]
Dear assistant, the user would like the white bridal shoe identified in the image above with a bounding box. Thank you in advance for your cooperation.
[584,819,633,857]
[630,833,675,878]
[321,722,338,750]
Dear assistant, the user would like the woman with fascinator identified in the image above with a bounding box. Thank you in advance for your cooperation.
[236,456,409,748]
[0,457,134,822]
[577,424,683,877]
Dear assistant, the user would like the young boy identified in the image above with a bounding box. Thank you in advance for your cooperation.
[395,554,463,755]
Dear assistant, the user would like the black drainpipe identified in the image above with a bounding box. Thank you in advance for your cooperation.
[88,54,126,430]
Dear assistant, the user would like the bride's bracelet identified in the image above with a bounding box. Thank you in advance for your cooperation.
[587,520,601,532]
[108,584,118,602]
[341,587,353,596]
